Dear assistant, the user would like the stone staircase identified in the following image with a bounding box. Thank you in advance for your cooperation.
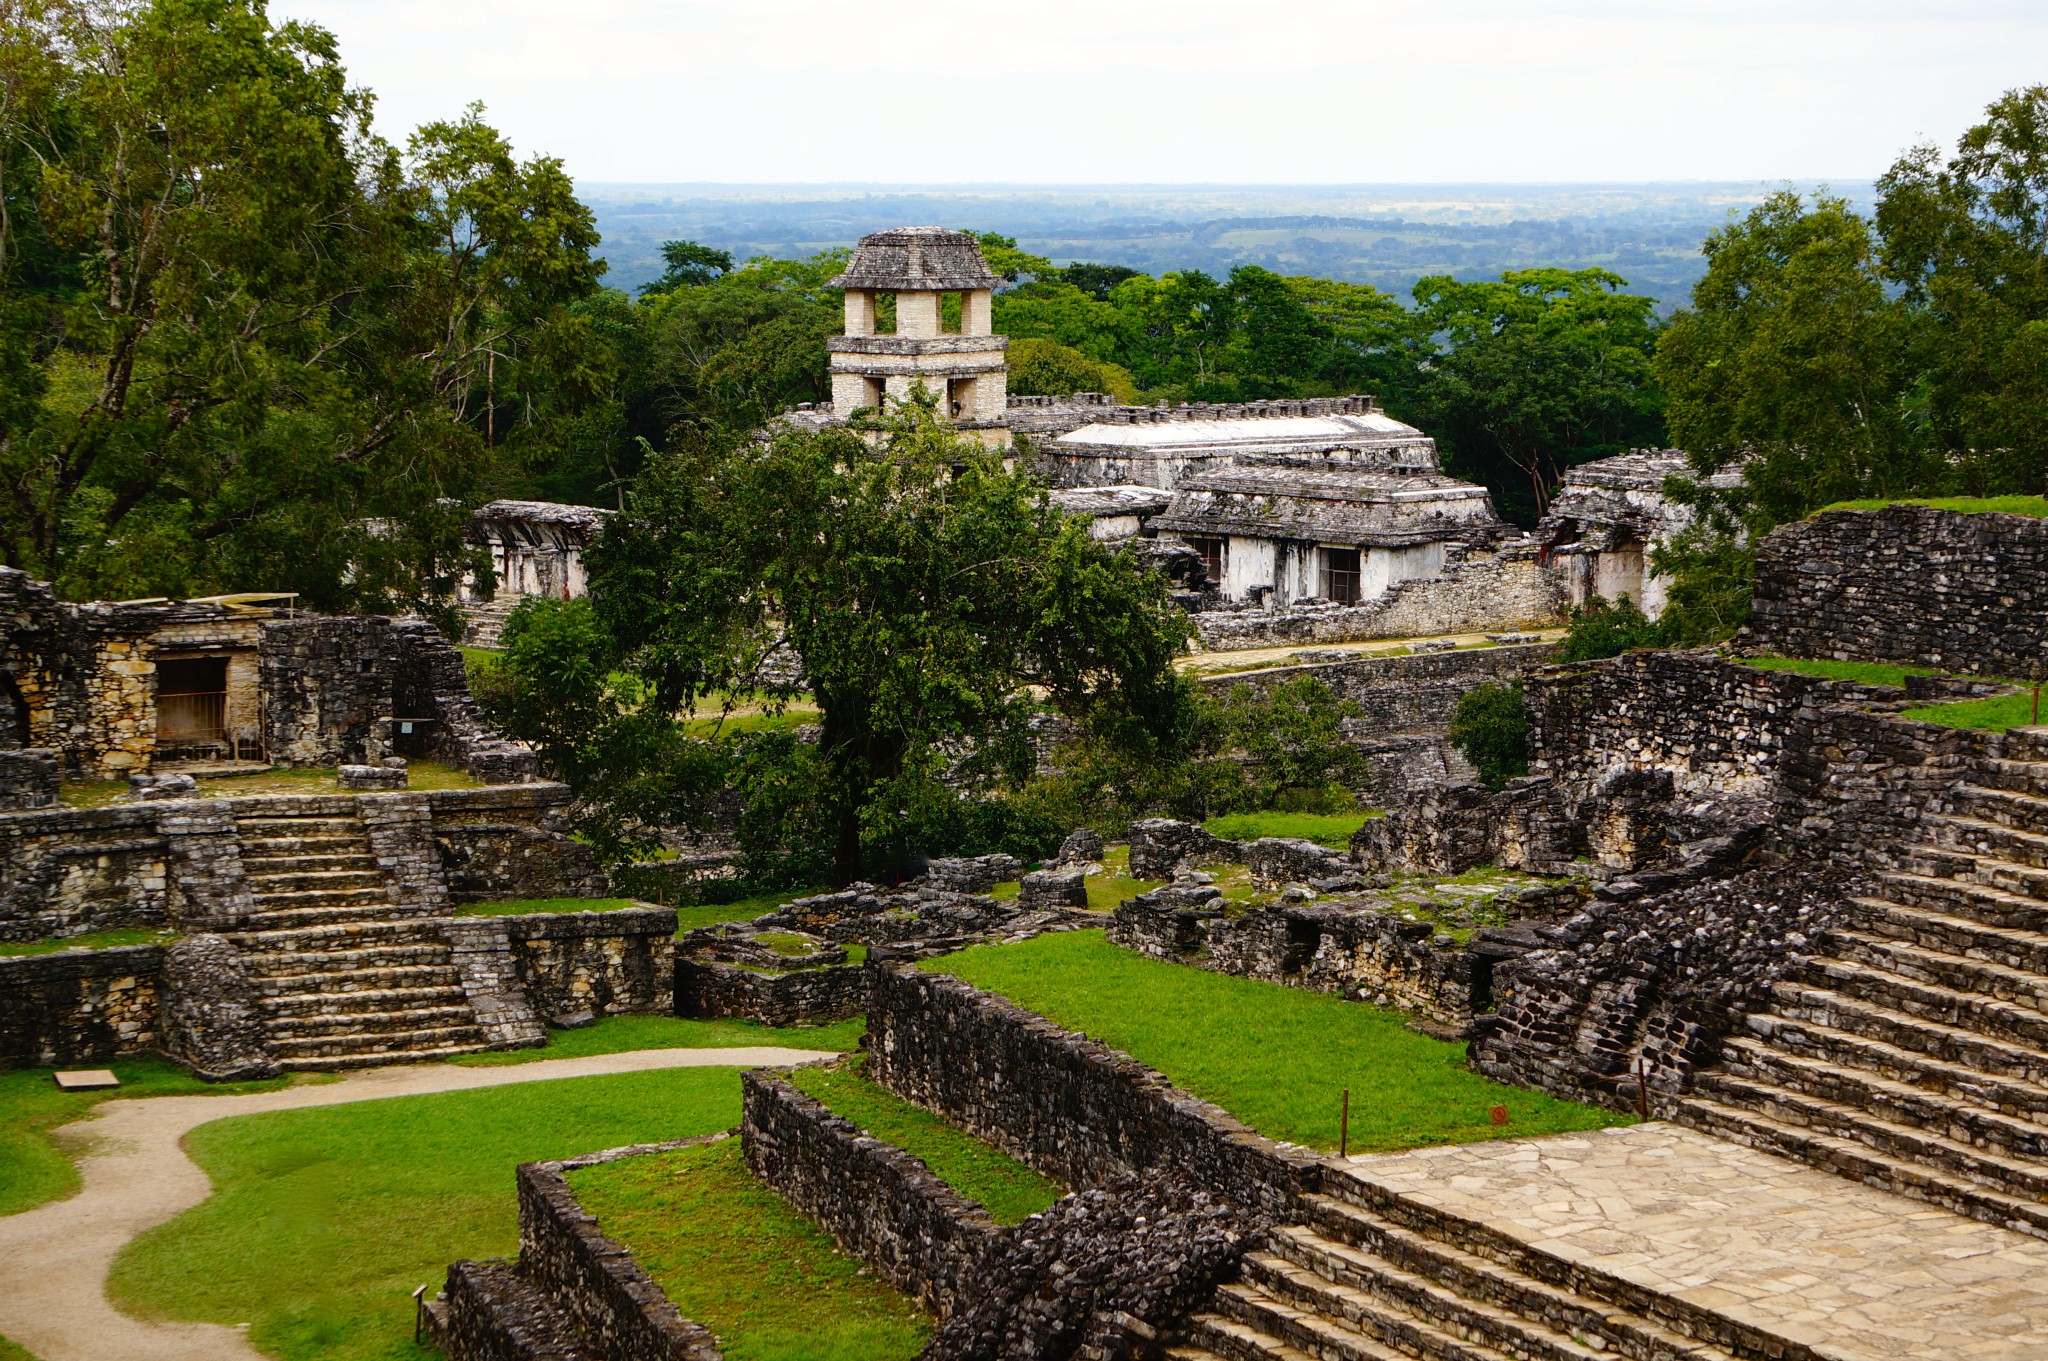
[1674,724,2048,1239]
[1172,1167,1747,1361]
[225,806,492,1069]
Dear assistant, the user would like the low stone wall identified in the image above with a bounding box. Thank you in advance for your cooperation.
[497,908,676,1022]
[1195,549,1564,649]
[674,958,867,1027]
[0,803,170,942]
[1749,505,2048,676]
[742,1068,1002,1315]
[1199,642,1556,736]
[427,786,608,902]
[865,964,1321,1216]
[509,1146,722,1361]
[0,944,162,1064]
[1109,894,1483,1031]
[0,749,57,812]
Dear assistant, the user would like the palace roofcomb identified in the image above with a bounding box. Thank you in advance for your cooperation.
[828,226,1004,292]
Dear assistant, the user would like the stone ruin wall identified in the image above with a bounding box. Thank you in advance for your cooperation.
[0,944,162,1065]
[741,1066,1004,1317]
[865,963,1320,1218]
[673,957,867,1028]
[1193,548,1564,650]
[1749,505,2048,676]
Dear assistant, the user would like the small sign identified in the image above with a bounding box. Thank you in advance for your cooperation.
[1489,1105,1509,1125]
[54,1069,120,1091]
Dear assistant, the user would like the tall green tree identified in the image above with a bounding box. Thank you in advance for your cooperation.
[510,395,1197,881]
[0,0,610,609]
[1878,84,2048,496]
[1413,268,1664,523]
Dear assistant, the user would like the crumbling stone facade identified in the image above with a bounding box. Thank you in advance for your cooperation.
[0,943,162,1065]
[1749,504,2048,676]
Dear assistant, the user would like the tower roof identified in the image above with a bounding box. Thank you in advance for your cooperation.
[829,227,1003,292]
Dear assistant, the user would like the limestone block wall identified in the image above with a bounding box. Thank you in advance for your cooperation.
[0,804,170,942]
[1195,548,1565,649]
[426,786,607,902]
[1199,642,1556,739]
[259,617,396,767]
[1109,895,1481,1031]
[391,620,538,782]
[0,945,162,1064]
[673,957,866,1027]
[1749,505,2048,675]
[865,964,1320,1216]
[741,1068,1003,1315]
[500,908,676,1020]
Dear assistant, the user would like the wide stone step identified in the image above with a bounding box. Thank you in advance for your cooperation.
[1241,1251,1527,1361]
[1973,757,2048,799]
[265,1005,478,1038]
[253,963,464,996]
[268,1024,488,1058]
[261,984,469,1015]
[1829,928,2048,1008]
[242,850,379,874]
[1743,1008,2048,1122]
[1692,1070,2048,1201]
[231,918,436,949]
[1853,896,2048,974]
[278,1042,493,1072]
[244,944,455,975]
[250,886,393,910]
[1804,946,2048,1037]
[1924,812,2048,872]
[1877,872,2048,932]
[1165,1346,1239,1361]
[1293,1197,1736,1361]
[236,835,368,855]
[239,904,415,932]
[236,816,365,838]
[243,868,387,894]
[1209,1281,1413,1361]
[1184,1311,1320,1361]
[1672,1095,2048,1240]
[1717,1035,2048,1157]
[1769,978,2048,1080]
[1952,783,2048,838]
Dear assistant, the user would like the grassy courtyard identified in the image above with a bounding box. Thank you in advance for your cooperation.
[571,1138,930,1361]
[108,1066,754,1361]
[449,1013,865,1066]
[923,930,1629,1153]
[0,926,179,958]
[1741,656,2039,733]
[1203,809,1377,848]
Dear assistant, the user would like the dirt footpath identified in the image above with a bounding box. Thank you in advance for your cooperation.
[0,1045,837,1361]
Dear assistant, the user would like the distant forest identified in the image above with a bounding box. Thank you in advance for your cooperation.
[581,183,1876,315]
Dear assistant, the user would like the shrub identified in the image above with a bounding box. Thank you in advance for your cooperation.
[1553,594,1663,663]
[1448,680,1528,790]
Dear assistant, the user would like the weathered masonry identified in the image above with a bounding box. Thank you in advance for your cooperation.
[0,568,534,784]
[1535,449,1744,618]
[826,226,1009,446]
[459,500,614,647]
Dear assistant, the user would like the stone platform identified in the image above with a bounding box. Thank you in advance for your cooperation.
[1336,1122,2048,1360]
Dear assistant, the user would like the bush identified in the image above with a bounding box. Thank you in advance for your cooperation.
[1553,594,1663,663]
[1448,680,1528,790]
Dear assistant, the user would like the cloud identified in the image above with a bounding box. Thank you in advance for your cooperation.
[274,0,2047,182]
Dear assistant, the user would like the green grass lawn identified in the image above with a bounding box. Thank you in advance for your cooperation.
[0,1334,32,1361]
[1904,689,2040,732]
[1741,656,2038,731]
[789,1059,1061,1225]
[923,931,1629,1153]
[59,759,484,809]
[570,1138,929,1361]
[0,1058,298,1217]
[449,1014,866,1066]
[673,885,831,934]
[109,1067,750,1361]
[1203,810,1379,849]
[0,926,179,958]
[452,897,644,918]
[1821,495,2048,517]
[1739,656,1941,688]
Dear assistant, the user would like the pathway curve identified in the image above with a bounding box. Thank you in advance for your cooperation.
[0,1045,837,1361]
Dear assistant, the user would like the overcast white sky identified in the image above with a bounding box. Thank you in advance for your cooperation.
[271,0,2046,184]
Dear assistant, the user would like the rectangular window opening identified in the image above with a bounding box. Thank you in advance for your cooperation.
[1191,536,1225,584]
[1320,547,1361,605]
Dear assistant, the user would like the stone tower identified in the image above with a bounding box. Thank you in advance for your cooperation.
[827,227,1009,446]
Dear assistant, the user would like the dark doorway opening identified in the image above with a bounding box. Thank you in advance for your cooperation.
[157,657,228,747]
[1320,547,1362,605]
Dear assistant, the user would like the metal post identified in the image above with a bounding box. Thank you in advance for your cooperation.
[413,1283,430,1346]
[1635,1057,1650,1119]
[1339,1088,1350,1158]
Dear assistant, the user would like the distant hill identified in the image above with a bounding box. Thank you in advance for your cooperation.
[579,182,1876,313]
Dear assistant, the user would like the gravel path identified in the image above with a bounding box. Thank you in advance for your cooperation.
[0,1045,837,1361]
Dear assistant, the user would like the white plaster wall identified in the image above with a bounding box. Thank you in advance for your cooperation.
[1593,545,1648,609]
[1361,542,1447,600]
[1223,536,1277,600]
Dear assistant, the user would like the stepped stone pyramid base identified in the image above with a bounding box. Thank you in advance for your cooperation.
[1177,1123,2048,1361]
